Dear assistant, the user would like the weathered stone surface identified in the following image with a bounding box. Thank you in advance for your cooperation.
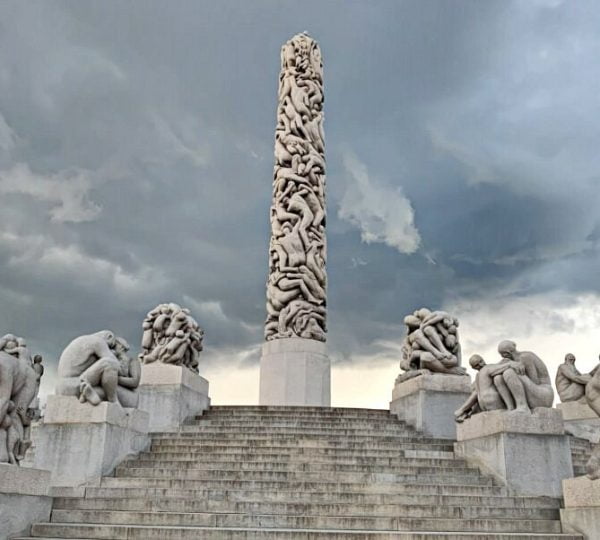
[259,338,330,406]
[0,463,52,540]
[455,409,572,497]
[564,476,600,507]
[138,364,210,432]
[457,408,564,440]
[390,374,471,440]
[33,396,150,486]
[561,477,600,539]
[559,401,599,421]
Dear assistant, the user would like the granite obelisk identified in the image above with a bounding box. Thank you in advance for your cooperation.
[259,32,330,406]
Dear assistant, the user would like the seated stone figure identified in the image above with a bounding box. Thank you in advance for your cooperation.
[454,340,554,422]
[57,330,140,407]
[0,334,40,464]
[555,353,596,403]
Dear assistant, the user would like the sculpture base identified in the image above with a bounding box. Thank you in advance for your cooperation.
[390,373,471,439]
[259,338,330,406]
[138,363,210,432]
[455,408,573,497]
[0,464,52,540]
[561,476,600,538]
[33,396,150,487]
[558,401,600,443]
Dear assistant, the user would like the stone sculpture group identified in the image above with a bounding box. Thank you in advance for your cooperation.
[140,302,204,373]
[0,334,43,464]
[396,308,466,382]
[265,32,327,343]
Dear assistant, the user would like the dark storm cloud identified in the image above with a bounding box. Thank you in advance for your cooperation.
[1,0,599,384]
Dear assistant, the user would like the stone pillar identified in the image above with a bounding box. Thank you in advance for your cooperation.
[454,408,573,497]
[259,32,330,406]
[33,396,150,487]
[561,476,600,538]
[390,373,471,439]
[0,464,52,540]
[558,401,600,442]
[138,363,210,432]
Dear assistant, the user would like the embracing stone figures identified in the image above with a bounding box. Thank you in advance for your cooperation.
[139,303,204,373]
[455,340,554,422]
[0,334,43,464]
[265,32,327,343]
[57,331,141,407]
[397,308,466,382]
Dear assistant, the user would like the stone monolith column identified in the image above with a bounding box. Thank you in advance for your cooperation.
[259,32,330,406]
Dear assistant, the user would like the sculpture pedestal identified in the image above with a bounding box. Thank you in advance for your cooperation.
[558,401,600,442]
[455,408,573,497]
[138,363,210,432]
[33,396,150,487]
[561,476,600,538]
[389,373,471,439]
[259,338,330,406]
[0,464,52,540]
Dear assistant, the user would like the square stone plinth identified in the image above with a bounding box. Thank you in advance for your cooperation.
[557,401,600,443]
[34,396,150,487]
[455,408,573,497]
[259,338,330,407]
[0,464,52,540]
[390,373,471,439]
[138,363,211,432]
[561,476,600,538]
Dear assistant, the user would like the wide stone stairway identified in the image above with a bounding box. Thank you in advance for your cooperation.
[18,406,581,539]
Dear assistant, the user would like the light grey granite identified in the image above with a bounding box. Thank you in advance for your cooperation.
[396,309,466,380]
[259,337,330,406]
[390,373,471,439]
[455,409,572,497]
[561,477,600,539]
[265,32,327,343]
[33,396,149,487]
[138,363,210,432]
[140,303,204,373]
[0,334,43,465]
[0,463,52,540]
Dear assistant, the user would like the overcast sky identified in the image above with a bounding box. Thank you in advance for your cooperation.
[1,0,600,408]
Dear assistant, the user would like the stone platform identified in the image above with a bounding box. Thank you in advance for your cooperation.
[390,373,471,439]
[558,401,600,443]
[455,408,573,497]
[561,476,600,538]
[33,396,150,487]
[259,338,330,406]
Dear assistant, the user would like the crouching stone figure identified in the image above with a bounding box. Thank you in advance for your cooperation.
[57,331,141,407]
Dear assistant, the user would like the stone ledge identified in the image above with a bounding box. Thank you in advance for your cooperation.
[558,401,599,421]
[44,396,149,432]
[140,363,209,394]
[0,463,50,496]
[391,373,471,400]
[262,337,327,356]
[456,407,564,441]
[563,476,600,507]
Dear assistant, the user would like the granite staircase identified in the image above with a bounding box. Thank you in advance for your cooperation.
[18,406,581,539]
[569,435,593,477]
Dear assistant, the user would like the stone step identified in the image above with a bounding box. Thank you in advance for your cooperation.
[51,498,560,519]
[84,482,510,500]
[192,420,410,428]
[21,525,583,540]
[104,471,492,487]
[38,513,564,533]
[123,456,470,471]
[205,406,391,414]
[178,427,426,436]
[54,494,561,512]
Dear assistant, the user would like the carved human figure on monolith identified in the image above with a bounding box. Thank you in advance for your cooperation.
[139,303,203,373]
[556,353,597,403]
[265,32,327,343]
[454,340,554,422]
[396,308,466,382]
[56,330,141,407]
[0,334,41,464]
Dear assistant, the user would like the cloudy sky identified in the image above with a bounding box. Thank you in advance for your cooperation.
[1,0,600,408]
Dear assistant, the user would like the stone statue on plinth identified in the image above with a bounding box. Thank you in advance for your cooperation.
[56,330,141,407]
[556,353,598,403]
[139,303,203,373]
[0,334,42,464]
[455,340,554,422]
